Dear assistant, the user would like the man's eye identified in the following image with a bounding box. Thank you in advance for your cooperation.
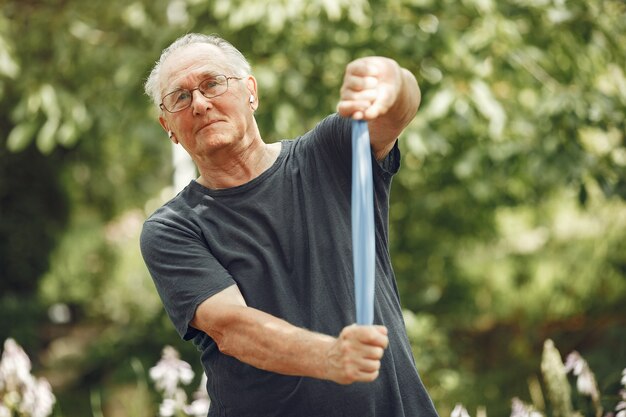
[201,80,219,90]
[175,91,191,102]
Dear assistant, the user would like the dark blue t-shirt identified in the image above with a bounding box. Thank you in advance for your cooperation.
[140,114,439,417]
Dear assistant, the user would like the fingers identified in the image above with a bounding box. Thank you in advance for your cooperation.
[337,57,400,120]
[326,325,389,385]
[338,70,381,120]
[342,74,379,92]
[352,325,389,349]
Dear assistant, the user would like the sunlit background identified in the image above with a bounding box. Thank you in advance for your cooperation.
[1,0,625,416]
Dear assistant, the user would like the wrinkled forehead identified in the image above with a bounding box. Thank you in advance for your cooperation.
[159,43,230,97]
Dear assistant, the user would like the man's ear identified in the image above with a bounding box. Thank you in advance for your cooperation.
[246,76,258,110]
[159,116,178,144]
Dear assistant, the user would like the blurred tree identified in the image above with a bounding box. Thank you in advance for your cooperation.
[0,0,624,416]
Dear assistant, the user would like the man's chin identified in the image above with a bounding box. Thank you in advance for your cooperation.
[197,134,233,152]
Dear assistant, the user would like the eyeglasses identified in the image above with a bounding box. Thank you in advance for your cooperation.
[159,75,243,113]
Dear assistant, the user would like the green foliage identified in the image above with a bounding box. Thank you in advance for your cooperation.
[0,142,68,296]
[541,339,576,417]
[0,0,625,415]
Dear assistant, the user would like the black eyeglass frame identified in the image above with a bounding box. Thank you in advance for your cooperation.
[159,75,244,113]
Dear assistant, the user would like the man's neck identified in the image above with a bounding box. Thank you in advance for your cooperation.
[195,140,282,190]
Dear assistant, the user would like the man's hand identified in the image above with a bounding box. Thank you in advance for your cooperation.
[325,324,389,385]
[337,57,404,121]
[337,56,420,159]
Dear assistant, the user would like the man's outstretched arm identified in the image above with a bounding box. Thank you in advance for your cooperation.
[191,284,389,385]
[337,56,421,160]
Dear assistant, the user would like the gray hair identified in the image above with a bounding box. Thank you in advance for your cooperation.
[144,33,252,107]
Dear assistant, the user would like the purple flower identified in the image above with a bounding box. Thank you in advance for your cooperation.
[564,351,599,401]
[0,338,33,392]
[183,373,210,417]
[158,398,178,417]
[510,397,543,417]
[183,398,211,417]
[150,346,198,416]
[616,397,626,416]
[451,404,471,417]
[0,338,55,417]
[149,346,195,398]
[19,377,55,417]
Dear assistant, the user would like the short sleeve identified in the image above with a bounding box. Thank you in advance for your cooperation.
[297,113,401,179]
[374,140,401,178]
[140,217,235,340]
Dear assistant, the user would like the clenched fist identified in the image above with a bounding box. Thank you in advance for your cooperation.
[325,324,389,385]
[337,57,404,121]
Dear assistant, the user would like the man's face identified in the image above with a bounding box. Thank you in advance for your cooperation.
[158,43,257,159]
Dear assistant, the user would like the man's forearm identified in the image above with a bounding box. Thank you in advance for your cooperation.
[369,66,421,160]
[210,305,335,378]
[193,303,388,384]
[391,67,421,127]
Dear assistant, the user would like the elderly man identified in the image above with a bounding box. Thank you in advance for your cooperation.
[140,33,438,417]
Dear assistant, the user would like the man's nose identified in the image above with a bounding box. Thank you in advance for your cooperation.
[191,89,213,113]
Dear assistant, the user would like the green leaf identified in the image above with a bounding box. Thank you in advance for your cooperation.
[36,117,60,155]
[6,122,37,152]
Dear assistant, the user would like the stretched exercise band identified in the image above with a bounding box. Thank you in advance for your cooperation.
[351,120,375,325]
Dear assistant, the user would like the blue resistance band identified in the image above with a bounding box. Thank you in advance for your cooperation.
[351,120,375,325]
